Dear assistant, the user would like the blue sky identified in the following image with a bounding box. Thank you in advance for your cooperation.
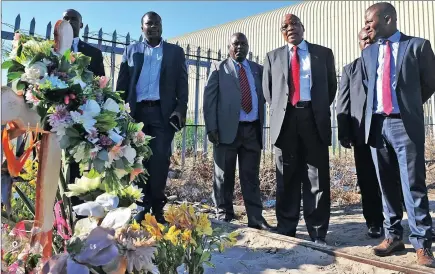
[2,1,298,41]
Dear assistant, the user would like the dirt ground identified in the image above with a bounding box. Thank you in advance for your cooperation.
[204,227,401,274]
[215,191,435,274]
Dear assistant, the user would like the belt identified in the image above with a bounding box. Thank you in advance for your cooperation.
[375,113,401,119]
[239,120,259,125]
[293,101,312,108]
[139,100,160,107]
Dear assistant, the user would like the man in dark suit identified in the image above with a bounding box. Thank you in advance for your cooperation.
[336,28,384,239]
[116,11,188,224]
[263,14,337,244]
[361,2,435,266]
[63,9,105,77]
[203,33,273,230]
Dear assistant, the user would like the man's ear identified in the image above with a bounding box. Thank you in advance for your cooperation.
[80,22,83,29]
[301,24,305,32]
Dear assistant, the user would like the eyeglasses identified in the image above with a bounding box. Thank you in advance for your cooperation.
[281,21,302,31]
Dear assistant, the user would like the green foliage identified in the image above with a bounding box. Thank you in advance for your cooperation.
[174,118,206,153]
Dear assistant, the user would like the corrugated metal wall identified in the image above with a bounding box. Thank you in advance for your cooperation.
[163,0,435,151]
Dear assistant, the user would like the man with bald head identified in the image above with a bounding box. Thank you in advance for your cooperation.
[62,9,105,76]
[361,2,435,266]
[203,33,273,230]
[337,28,384,238]
[263,14,337,244]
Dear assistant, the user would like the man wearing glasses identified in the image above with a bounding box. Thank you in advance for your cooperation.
[263,14,337,245]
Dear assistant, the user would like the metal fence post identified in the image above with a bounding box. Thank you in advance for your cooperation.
[193,47,201,161]
[111,30,117,91]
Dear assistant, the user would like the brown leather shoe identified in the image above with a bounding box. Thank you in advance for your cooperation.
[373,238,405,256]
[416,248,435,268]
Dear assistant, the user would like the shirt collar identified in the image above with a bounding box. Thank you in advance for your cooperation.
[231,58,249,68]
[72,37,80,45]
[288,39,308,51]
[378,31,401,44]
[144,38,163,48]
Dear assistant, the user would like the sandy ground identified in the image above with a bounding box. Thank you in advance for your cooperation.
[201,192,435,274]
[204,227,399,274]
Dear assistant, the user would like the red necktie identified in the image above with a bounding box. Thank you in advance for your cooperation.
[382,40,393,115]
[238,63,252,113]
[290,45,300,106]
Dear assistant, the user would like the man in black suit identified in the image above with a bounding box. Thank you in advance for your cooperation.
[63,9,105,77]
[362,2,435,266]
[263,14,337,244]
[116,11,188,224]
[203,33,273,230]
[336,28,384,239]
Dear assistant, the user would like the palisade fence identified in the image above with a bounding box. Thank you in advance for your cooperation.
[2,15,435,169]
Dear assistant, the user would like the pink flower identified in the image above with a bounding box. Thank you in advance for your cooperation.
[14,33,20,41]
[99,76,109,89]
[25,89,40,106]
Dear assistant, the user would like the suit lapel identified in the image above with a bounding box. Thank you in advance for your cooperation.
[368,43,379,92]
[307,42,319,91]
[395,33,410,84]
[226,58,240,88]
[279,46,289,84]
[161,41,169,74]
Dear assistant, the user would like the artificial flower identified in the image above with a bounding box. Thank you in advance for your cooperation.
[181,229,196,247]
[65,175,102,197]
[99,76,109,89]
[196,213,212,236]
[142,214,164,240]
[163,226,181,245]
[103,98,120,113]
[122,146,136,164]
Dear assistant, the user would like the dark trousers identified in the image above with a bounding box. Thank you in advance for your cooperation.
[370,115,432,250]
[212,121,264,226]
[134,103,175,214]
[275,107,330,240]
[353,143,384,228]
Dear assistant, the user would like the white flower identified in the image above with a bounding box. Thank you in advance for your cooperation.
[70,111,97,134]
[95,193,119,211]
[124,103,131,114]
[21,62,47,84]
[79,100,101,117]
[72,142,88,163]
[135,156,144,164]
[73,202,105,218]
[103,98,120,113]
[122,146,136,164]
[108,128,124,144]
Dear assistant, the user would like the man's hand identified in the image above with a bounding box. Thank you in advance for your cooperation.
[207,130,219,144]
[339,138,352,149]
[170,111,185,128]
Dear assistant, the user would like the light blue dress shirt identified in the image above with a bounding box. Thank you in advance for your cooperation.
[136,39,163,102]
[374,31,401,114]
[288,40,312,101]
[232,58,259,122]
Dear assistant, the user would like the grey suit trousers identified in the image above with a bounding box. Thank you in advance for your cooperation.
[212,121,263,226]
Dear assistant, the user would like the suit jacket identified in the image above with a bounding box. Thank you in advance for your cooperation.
[116,41,188,123]
[203,58,265,146]
[263,42,337,146]
[336,58,367,145]
[362,33,435,145]
[78,40,105,77]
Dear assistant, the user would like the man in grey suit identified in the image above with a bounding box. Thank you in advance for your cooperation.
[116,11,188,224]
[203,33,273,230]
[263,14,337,244]
[336,28,384,238]
[361,2,435,266]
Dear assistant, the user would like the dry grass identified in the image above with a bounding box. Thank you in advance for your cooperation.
[166,137,435,207]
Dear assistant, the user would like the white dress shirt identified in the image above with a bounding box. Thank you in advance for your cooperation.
[71,37,80,53]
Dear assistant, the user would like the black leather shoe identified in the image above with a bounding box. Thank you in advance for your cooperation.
[248,219,277,232]
[368,226,382,238]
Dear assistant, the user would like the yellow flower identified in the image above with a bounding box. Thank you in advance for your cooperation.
[29,179,36,187]
[178,203,197,230]
[164,225,181,245]
[164,205,179,226]
[181,229,196,247]
[222,231,239,250]
[195,213,212,236]
[227,231,238,245]
[141,213,164,240]
[129,220,140,231]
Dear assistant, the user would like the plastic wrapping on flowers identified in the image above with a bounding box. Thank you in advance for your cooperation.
[1,31,237,274]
